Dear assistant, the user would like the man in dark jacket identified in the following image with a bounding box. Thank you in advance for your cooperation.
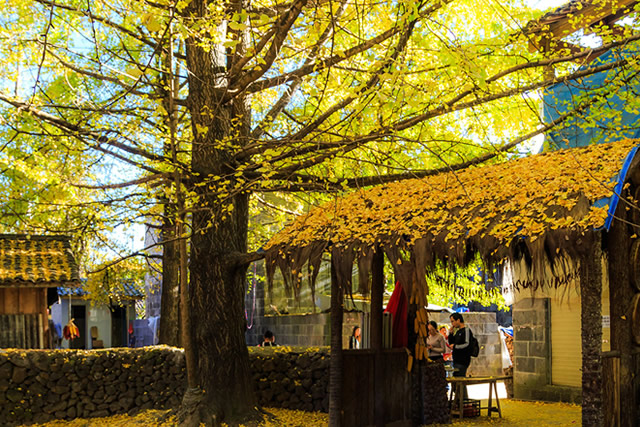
[447,312,473,377]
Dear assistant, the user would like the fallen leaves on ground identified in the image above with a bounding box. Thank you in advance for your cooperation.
[427,399,581,426]
[24,399,580,426]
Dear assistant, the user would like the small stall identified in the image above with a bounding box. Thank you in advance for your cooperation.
[265,139,640,426]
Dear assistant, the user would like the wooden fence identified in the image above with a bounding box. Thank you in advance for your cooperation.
[0,314,43,348]
[342,348,411,426]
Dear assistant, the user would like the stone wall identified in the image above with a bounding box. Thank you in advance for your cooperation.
[250,347,330,412]
[0,347,185,426]
[0,346,332,426]
[512,298,581,403]
[430,312,503,377]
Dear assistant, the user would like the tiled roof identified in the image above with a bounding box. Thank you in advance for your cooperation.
[0,235,80,288]
[57,280,144,300]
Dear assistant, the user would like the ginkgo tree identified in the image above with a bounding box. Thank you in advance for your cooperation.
[2,0,640,424]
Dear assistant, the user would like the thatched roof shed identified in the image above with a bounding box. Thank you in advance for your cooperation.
[264,139,640,426]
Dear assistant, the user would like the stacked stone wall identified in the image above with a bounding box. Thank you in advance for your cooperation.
[0,347,185,426]
[0,346,331,426]
[250,347,330,412]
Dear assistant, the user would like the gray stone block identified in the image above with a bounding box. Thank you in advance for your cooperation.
[515,356,536,373]
[529,341,546,357]
[534,357,548,373]
[515,327,532,341]
[484,323,498,334]
[514,341,528,357]
[533,327,547,341]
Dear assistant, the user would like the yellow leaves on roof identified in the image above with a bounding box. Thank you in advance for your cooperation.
[267,140,638,251]
[0,237,76,285]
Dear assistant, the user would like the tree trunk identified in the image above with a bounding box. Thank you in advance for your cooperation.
[158,43,182,348]
[179,0,257,423]
[329,256,344,426]
[159,206,180,346]
[580,233,604,427]
[607,203,636,426]
[371,249,384,427]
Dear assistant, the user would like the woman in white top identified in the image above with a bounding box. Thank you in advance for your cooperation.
[426,320,446,362]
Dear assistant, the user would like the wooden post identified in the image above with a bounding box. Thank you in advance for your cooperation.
[371,248,384,427]
[602,351,621,427]
[607,204,636,427]
[329,255,344,427]
[580,233,604,427]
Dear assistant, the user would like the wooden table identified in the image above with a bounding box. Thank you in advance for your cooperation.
[447,375,512,419]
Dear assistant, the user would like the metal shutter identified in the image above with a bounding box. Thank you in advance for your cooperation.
[551,294,582,387]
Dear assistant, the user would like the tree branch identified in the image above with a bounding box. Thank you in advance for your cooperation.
[243,0,453,95]
[70,173,167,189]
[229,0,309,95]
[0,94,168,164]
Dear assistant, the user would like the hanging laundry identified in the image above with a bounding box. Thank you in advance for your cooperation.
[384,281,408,348]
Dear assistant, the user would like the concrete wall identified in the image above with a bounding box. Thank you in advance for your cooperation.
[143,225,162,319]
[430,312,503,377]
[247,311,361,348]
[512,298,581,403]
[245,278,360,348]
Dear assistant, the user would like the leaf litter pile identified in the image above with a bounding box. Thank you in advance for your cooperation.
[23,399,580,426]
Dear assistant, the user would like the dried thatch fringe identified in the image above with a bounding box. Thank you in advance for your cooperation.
[357,245,374,296]
[331,245,356,298]
[307,241,327,308]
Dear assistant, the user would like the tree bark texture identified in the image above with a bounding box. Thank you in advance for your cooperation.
[181,0,257,423]
[159,40,182,348]
[371,249,384,427]
[329,257,344,427]
[607,204,637,427]
[159,206,181,347]
[580,233,604,427]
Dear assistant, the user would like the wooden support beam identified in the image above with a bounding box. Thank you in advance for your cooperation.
[371,249,384,352]
[371,248,385,427]
[580,232,604,427]
[607,203,637,427]
[329,255,344,427]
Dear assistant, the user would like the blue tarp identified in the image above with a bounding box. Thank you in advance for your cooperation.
[543,44,640,151]
[543,44,640,229]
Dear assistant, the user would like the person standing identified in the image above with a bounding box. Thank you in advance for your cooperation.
[349,326,361,349]
[447,313,474,377]
[426,320,446,362]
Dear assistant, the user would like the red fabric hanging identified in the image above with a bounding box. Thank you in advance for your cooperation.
[384,281,408,348]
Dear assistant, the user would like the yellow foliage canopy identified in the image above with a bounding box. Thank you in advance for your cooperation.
[266,140,638,290]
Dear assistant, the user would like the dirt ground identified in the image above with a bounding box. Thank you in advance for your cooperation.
[23,399,580,426]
